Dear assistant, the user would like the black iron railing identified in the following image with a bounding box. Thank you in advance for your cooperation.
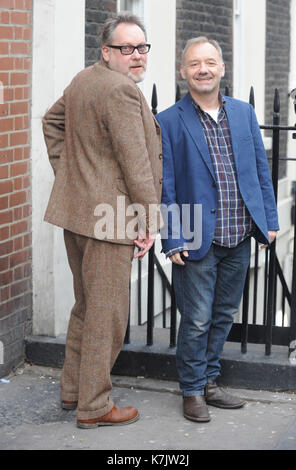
[125,84,296,360]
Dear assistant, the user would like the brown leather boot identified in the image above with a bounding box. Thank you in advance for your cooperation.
[205,382,246,409]
[183,395,211,422]
[77,405,139,429]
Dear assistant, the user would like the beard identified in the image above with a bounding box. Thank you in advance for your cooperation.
[128,63,146,83]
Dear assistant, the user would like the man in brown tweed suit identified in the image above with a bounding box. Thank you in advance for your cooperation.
[42,13,162,429]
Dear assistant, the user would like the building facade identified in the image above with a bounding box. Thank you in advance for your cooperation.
[0,0,295,377]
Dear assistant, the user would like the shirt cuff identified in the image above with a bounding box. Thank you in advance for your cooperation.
[164,246,188,258]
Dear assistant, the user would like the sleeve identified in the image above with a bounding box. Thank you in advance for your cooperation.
[156,114,187,254]
[42,94,66,175]
[250,104,280,231]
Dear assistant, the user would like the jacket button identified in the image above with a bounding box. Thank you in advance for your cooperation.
[159,154,163,159]
[159,177,163,184]
[211,209,216,213]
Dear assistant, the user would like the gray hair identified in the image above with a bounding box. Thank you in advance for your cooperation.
[181,36,224,65]
[101,12,147,45]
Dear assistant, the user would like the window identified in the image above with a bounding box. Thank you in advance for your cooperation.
[118,0,144,17]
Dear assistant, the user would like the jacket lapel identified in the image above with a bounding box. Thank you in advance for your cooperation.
[178,93,215,181]
[223,96,241,170]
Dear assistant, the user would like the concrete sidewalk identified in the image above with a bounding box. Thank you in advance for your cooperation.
[0,363,296,451]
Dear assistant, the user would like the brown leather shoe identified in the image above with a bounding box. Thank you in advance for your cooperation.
[77,405,139,429]
[183,395,211,422]
[205,382,246,409]
[61,400,78,410]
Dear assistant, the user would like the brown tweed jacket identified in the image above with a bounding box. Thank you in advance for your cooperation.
[43,61,163,245]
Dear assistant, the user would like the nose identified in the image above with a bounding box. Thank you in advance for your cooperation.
[199,61,208,73]
[131,47,142,59]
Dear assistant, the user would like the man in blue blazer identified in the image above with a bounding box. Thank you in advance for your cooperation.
[156,37,279,423]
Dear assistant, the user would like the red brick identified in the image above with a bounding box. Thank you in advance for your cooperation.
[23,28,31,40]
[13,206,22,221]
[11,12,29,25]
[23,86,29,99]
[0,133,8,148]
[0,11,10,24]
[10,72,28,86]
[23,146,30,159]
[24,0,32,9]
[0,225,9,241]
[0,0,14,8]
[23,57,31,70]
[0,26,14,40]
[23,232,31,247]
[13,147,23,160]
[10,130,28,146]
[14,26,23,40]
[14,265,24,282]
[13,177,22,190]
[0,239,13,257]
[0,103,9,117]
[0,165,9,179]
[14,115,23,130]
[11,279,30,297]
[0,195,9,210]
[0,269,13,286]
[0,57,14,71]
[24,261,31,277]
[0,286,10,302]
[14,87,23,100]
[10,248,29,267]
[0,72,9,86]
[0,117,13,132]
[14,0,24,9]
[0,209,13,225]
[9,190,27,207]
[0,42,9,55]
[3,87,13,101]
[11,161,27,177]
[22,203,30,217]
[10,101,27,115]
[0,179,12,195]
[0,149,13,164]
[14,57,23,69]
[11,41,29,55]
[13,235,23,250]
[11,220,28,237]
[0,256,9,271]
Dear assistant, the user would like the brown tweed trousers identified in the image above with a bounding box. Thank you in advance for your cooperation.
[43,61,162,420]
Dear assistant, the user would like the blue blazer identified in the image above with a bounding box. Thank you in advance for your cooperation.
[156,93,279,260]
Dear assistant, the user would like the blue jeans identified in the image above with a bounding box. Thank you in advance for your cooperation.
[173,238,251,396]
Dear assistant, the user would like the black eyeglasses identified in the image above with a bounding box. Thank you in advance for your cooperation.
[106,44,151,55]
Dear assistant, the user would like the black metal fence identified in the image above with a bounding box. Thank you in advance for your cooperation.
[125,85,296,360]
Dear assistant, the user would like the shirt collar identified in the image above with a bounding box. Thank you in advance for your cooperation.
[191,92,226,114]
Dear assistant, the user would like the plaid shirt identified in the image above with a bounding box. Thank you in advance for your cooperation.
[192,96,253,248]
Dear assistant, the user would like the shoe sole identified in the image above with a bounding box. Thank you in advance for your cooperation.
[77,413,140,429]
[184,413,211,423]
[62,404,77,410]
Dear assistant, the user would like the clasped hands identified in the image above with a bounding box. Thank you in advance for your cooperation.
[134,228,156,261]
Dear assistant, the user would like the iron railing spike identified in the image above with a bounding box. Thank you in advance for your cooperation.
[249,86,255,108]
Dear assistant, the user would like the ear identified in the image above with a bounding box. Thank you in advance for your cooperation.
[221,62,225,78]
[180,66,186,80]
[101,45,110,63]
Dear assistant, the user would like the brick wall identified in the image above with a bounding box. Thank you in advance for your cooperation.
[176,0,233,98]
[0,0,32,377]
[265,0,290,179]
[85,0,117,67]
